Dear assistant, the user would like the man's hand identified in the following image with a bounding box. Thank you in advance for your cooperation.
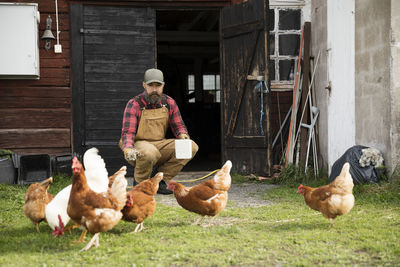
[123,148,141,162]
[179,133,189,139]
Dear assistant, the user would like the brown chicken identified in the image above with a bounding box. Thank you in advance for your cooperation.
[23,177,54,233]
[168,160,232,226]
[297,162,355,227]
[122,172,163,233]
[67,156,127,251]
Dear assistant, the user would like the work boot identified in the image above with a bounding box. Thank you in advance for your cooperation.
[157,180,173,195]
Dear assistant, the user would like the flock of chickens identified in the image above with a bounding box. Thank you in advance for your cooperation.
[23,147,355,252]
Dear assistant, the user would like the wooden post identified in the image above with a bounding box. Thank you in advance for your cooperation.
[263,0,271,176]
[298,22,311,170]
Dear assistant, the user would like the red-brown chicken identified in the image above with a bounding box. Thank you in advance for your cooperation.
[23,177,54,233]
[50,149,128,239]
[168,160,232,226]
[122,172,163,232]
[67,156,127,251]
[297,162,355,227]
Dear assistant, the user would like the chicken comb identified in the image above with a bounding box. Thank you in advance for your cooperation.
[51,215,65,236]
[58,214,64,229]
[297,184,303,190]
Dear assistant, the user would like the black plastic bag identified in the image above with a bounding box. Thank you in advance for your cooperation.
[329,145,382,184]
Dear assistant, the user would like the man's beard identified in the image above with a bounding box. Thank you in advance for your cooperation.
[146,92,162,105]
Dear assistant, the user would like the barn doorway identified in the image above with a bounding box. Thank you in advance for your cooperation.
[156,10,221,171]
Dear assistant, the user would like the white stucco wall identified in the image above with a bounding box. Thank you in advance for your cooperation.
[311,0,328,169]
[326,0,356,170]
[391,0,400,174]
[311,0,398,175]
[355,0,391,171]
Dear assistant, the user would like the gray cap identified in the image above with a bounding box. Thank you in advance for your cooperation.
[144,68,164,84]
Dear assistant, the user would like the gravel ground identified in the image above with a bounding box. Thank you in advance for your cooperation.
[129,172,278,208]
[154,182,277,208]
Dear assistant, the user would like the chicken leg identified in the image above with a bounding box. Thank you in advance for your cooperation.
[192,216,204,225]
[80,233,100,252]
[72,230,87,244]
[207,215,217,227]
[133,222,144,233]
[35,223,40,233]
[65,224,80,234]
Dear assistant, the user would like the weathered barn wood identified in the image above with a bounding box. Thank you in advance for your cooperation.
[0,0,71,157]
[298,22,311,169]
[0,109,70,128]
[0,129,70,148]
[220,0,271,176]
[0,0,294,177]
[71,4,156,174]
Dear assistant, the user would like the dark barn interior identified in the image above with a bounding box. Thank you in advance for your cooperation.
[156,10,221,171]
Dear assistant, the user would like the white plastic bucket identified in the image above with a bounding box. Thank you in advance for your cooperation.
[175,139,192,159]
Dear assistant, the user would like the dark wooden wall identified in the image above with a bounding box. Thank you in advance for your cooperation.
[0,0,230,158]
[0,0,71,156]
[270,90,292,164]
[0,0,291,171]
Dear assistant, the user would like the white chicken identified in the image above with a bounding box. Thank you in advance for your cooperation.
[45,184,72,235]
[45,148,110,235]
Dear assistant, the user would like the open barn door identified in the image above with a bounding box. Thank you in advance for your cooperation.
[220,0,271,176]
[70,5,156,174]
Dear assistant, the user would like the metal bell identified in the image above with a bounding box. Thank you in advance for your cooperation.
[41,29,55,40]
[41,15,55,50]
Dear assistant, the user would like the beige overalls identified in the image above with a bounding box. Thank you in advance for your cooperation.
[125,105,198,183]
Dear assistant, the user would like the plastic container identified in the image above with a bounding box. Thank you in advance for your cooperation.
[54,155,72,176]
[0,158,16,184]
[175,139,192,159]
[18,154,52,185]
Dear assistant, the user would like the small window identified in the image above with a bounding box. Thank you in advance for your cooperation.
[186,74,220,103]
[279,10,301,30]
[269,7,302,83]
[187,74,195,103]
[203,74,220,103]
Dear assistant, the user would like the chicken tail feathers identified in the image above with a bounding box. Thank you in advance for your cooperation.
[213,160,232,191]
[83,148,109,192]
[331,162,354,193]
[340,162,350,177]
[109,166,128,188]
[110,166,128,210]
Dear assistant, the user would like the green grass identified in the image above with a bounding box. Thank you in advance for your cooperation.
[0,173,399,266]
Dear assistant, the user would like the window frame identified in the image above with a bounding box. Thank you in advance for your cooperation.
[269,1,305,91]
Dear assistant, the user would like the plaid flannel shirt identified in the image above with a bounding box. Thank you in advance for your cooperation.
[121,92,189,149]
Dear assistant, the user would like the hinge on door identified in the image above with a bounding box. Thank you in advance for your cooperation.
[247,75,264,81]
[249,75,269,94]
